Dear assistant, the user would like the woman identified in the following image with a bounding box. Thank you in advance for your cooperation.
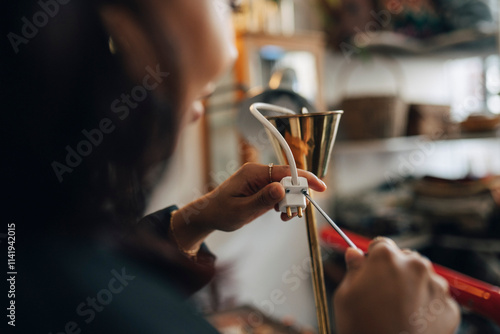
[4,0,459,333]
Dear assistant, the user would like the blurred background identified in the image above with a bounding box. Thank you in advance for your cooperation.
[147,0,500,332]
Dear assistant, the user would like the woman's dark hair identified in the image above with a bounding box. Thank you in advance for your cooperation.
[4,0,183,236]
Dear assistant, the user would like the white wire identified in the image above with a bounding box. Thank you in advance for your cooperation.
[249,103,299,185]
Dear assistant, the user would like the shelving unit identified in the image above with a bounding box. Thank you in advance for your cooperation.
[329,17,500,182]
[350,27,498,55]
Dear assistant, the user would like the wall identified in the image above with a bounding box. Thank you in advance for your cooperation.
[146,120,206,214]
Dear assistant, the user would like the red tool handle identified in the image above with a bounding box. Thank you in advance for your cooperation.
[320,227,500,326]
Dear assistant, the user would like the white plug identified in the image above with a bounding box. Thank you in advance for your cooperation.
[279,176,308,218]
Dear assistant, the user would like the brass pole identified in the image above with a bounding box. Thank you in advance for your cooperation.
[304,191,330,334]
[265,111,343,334]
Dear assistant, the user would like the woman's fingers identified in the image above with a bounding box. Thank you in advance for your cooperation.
[298,170,327,192]
[335,236,461,334]
[430,272,451,295]
[230,163,327,223]
[280,212,296,221]
[267,164,327,192]
[344,247,365,271]
[367,236,399,259]
[369,239,455,306]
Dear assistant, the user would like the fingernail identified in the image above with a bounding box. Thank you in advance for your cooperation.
[370,236,397,248]
[315,177,326,188]
[346,247,364,257]
[345,247,364,265]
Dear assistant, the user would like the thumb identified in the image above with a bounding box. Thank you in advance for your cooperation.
[345,248,365,272]
[250,183,285,210]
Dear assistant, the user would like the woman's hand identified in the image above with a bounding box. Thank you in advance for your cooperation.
[171,162,326,251]
[334,237,460,334]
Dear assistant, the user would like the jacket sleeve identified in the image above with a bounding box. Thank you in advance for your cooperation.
[134,205,216,295]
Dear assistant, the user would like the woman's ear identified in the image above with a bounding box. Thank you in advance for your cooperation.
[99,5,158,84]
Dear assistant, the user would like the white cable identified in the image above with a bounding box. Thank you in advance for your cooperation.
[249,103,299,185]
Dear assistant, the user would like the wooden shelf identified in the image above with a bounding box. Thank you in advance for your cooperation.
[333,130,500,155]
[442,129,500,141]
[350,26,498,55]
[334,135,427,155]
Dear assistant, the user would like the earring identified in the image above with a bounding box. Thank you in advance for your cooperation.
[108,36,117,55]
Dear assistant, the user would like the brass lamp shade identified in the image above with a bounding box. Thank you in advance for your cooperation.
[265,111,343,178]
[266,110,343,334]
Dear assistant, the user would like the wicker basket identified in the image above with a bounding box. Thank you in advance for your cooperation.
[337,95,408,140]
[335,58,409,141]
[406,104,454,138]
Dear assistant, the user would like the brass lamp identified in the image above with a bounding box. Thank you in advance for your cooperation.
[266,111,343,334]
